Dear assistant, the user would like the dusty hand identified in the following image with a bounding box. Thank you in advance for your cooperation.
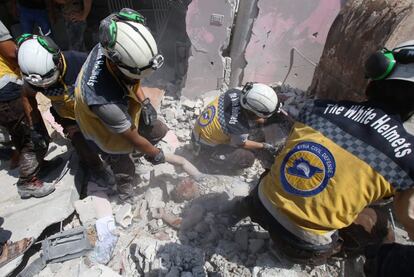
[145,148,165,165]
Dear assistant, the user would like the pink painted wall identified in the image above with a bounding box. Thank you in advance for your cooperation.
[183,0,237,98]
[243,0,342,90]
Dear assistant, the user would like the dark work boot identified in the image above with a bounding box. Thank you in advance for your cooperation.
[117,182,134,202]
[89,166,116,188]
[17,177,55,199]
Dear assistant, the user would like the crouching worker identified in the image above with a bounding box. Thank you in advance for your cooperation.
[235,42,414,265]
[192,82,282,173]
[74,9,168,201]
[17,34,113,187]
[0,21,54,198]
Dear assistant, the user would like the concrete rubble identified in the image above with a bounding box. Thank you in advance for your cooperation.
[1,84,410,276]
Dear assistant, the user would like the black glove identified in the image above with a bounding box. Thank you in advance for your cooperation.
[141,98,157,126]
[30,124,48,151]
[262,143,279,156]
[145,148,165,165]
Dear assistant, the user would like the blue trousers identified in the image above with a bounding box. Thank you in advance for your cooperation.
[19,5,51,35]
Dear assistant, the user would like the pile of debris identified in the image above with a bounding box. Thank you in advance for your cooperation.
[19,85,378,277]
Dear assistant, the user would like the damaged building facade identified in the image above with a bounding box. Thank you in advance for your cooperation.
[131,0,343,97]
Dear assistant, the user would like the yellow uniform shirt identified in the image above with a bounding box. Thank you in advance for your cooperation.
[260,100,414,235]
[193,89,251,146]
[74,45,141,154]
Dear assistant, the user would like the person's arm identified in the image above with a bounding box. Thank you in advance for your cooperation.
[0,40,18,69]
[21,86,43,127]
[394,187,414,240]
[70,0,92,22]
[91,103,162,159]
[120,127,160,157]
[241,140,265,150]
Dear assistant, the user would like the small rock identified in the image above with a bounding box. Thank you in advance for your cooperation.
[74,196,98,227]
[181,272,193,277]
[145,187,165,209]
[164,108,176,119]
[153,163,176,178]
[115,203,132,228]
[181,97,196,109]
[249,239,265,254]
[234,229,249,250]
[166,267,180,277]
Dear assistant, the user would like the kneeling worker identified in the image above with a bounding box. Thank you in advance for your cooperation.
[17,34,113,187]
[74,9,168,201]
[236,42,414,265]
[192,82,282,173]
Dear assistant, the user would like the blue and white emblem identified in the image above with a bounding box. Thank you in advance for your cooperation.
[280,141,336,197]
[198,106,216,127]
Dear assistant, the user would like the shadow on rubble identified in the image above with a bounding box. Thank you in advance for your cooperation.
[149,191,290,275]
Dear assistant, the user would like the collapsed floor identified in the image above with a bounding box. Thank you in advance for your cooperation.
[3,84,412,277]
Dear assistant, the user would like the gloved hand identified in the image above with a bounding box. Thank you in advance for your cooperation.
[30,124,48,151]
[144,148,165,165]
[141,98,157,126]
[262,143,280,156]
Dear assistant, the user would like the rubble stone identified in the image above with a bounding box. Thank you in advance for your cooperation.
[145,187,165,209]
[234,229,249,251]
[74,196,98,227]
[153,163,177,178]
[249,239,265,254]
[115,203,133,228]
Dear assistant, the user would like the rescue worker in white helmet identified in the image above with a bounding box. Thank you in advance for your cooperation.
[17,34,114,192]
[192,82,283,173]
[232,41,414,265]
[74,9,168,201]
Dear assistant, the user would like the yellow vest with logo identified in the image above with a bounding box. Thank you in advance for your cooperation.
[0,54,20,88]
[258,98,414,235]
[194,96,230,145]
[74,72,141,154]
[260,122,395,235]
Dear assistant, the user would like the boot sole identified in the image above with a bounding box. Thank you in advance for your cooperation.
[19,188,56,199]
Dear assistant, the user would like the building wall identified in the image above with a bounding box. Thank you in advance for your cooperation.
[242,0,342,90]
[181,0,237,98]
[181,0,343,98]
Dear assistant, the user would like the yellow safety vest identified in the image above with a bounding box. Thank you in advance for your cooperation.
[193,96,230,145]
[74,63,141,154]
[260,122,394,235]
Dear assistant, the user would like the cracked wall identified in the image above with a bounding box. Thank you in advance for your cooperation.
[181,0,343,99]
[182,0,238,98]
[242,0,342,90]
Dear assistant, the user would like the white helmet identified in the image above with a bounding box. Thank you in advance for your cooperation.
[240,82,280,118]
[99,8,164,80]
[17,34,61,88]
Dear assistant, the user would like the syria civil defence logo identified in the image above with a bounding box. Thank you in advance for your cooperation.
[198,106,216,127]
[280,141,336,197]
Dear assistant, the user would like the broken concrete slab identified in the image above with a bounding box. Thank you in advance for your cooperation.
[115,204,133,229]
[144,187,165,209]
[183,0,238,98]
[0,150,82,276]
[74,196,99,227]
